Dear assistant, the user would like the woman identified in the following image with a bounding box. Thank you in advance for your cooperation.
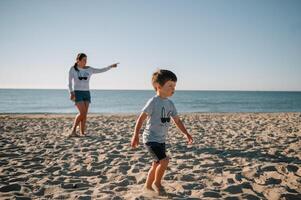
[68,53,118,136]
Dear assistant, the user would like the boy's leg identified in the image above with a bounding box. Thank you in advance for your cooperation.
[153,157,169,188]
[145,161,159,190]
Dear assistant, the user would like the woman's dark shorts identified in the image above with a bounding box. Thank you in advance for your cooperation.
[74,90,91,103]
[144,142,167,163]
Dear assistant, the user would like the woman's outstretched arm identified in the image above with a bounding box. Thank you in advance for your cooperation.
[90,63,119,74]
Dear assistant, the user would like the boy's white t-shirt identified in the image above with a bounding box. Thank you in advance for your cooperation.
[142,95,178,144]
[68,66,111,92]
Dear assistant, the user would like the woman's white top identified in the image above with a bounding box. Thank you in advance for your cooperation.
[68,66,112,92]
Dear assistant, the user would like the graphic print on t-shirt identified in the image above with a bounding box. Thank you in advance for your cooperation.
[77,71,89,80]
[160,107,172,126]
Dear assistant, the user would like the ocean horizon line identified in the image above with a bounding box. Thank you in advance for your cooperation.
[0,88,301,92]
[1,89,301,113]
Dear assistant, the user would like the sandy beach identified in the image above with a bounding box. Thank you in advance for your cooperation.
[0,113,300,199]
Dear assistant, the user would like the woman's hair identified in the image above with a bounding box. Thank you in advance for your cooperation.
[152,69,177,91]
[73,53,87,71]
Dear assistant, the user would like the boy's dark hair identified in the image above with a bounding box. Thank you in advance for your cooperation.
[152,69,177,91]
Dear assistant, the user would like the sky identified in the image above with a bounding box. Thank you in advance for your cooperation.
[0,0,300,91]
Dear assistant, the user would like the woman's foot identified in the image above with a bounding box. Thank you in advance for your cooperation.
[68,129,78,137]
[152,183,166,195]
[143,185,154,191]
[79,132,87,137]
[142,185,157,195]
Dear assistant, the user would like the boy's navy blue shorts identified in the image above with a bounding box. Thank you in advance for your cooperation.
[144,142,167,163]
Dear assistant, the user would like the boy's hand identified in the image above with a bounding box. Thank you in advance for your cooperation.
[186,133,193,145]
[131,112,147,149]
[131,135,139,148]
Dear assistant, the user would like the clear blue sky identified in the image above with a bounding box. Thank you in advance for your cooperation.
[0,0,300,91]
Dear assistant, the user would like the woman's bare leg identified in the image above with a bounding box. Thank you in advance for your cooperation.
[71,102,86,134]
[80,101,89,135]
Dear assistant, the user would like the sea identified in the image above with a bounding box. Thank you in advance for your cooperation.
[0,89,301,114]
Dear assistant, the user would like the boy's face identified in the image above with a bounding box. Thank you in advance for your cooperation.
[158,80,176,97]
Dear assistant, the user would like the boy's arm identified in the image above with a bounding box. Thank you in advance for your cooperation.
[131,112,148,148]
[172,116,193,144]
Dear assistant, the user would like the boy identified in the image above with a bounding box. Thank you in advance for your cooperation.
[131,69,193,194]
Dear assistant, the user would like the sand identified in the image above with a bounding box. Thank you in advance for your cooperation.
[0,113,300,199]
